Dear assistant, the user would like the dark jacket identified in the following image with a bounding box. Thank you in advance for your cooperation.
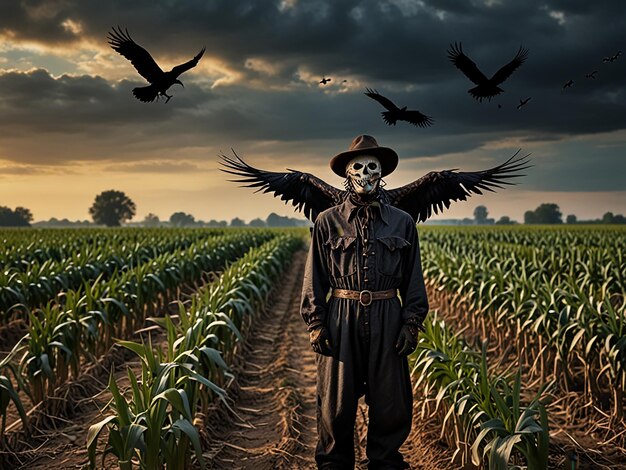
[301,196,429,331]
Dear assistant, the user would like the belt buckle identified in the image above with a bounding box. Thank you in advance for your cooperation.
[359,289,373,306]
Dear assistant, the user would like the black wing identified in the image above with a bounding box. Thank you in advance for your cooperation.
[219,151,345,222]
[400,110,434,128]
[364,88,400,112]
[490,46,528,85]
[448,42,489,85]
[170,47,206,78]
[108,27,164,83]
[385,150,531,223]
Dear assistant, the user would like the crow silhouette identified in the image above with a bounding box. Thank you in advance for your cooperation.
[585,71,598,79]
[108,27,205,103]
[602,51,621,62]
[364,88,434,128]
[448,42,528,102]
[517,97,531,109]
[320,77,331,85]
[563,79,574,90]
[219,150,530,223]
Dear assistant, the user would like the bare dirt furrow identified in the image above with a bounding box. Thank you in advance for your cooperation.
[205,249,317,469]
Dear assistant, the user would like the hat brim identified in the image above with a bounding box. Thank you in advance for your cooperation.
[330,146,398,178]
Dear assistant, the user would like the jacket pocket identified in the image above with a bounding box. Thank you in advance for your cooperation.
[376,236,411,277]
[325,236,357,278]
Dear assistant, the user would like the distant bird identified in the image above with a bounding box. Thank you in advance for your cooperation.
[517,97,531,109]
[219,150,530,223]
[320,77,332,85]
[108,27,205,103]
[497,104,502,109]
[448,42,528,102]
[342,79,348,83]
[364,88,434,128]
[562,79,574,90]
[585,71,598,79]
[602,51,621,62]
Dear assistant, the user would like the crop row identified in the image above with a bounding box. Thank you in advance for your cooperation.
[419,226,626,422]
[87,233,304,469]
[0,230,277,437]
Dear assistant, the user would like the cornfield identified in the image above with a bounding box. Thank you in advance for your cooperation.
[0,225,623,469]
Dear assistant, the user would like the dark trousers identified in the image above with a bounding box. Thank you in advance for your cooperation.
[315,303,413,469]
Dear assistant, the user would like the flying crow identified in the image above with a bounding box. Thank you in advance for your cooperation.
[517,97,531,109]
[562,79,574,90]
[585,71,598,79]
[320,77,331,85]
[602,51,621,62]
[448,42,528,102]
[108,27,205,103]
[364,88,434,128]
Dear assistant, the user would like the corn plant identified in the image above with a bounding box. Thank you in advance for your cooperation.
[412,313,550,469]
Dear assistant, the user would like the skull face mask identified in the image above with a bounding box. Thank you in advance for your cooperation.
[346,155,382,194]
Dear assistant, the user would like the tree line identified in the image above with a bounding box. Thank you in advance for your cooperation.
[1,190,624,227]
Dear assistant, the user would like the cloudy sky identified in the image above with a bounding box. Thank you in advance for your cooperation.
[0,0,624,223]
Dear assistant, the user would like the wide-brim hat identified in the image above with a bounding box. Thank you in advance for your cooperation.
[330,135,398,178]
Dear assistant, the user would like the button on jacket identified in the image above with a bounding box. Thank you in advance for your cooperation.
[300,196,429,469]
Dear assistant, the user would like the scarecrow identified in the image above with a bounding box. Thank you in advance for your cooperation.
[219,135,529,469]
[301,135,427,468]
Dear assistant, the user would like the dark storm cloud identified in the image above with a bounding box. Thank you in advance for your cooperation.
[0,0,625,195]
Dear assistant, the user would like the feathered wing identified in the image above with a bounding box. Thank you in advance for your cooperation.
[400,110,434,128]
[364,88,400,111]
[384,150,531,223]
[170,47,206,77]
[219,152,345,222]
[108,27,164,83]
[447,42,489,85]
[490,46,528,85]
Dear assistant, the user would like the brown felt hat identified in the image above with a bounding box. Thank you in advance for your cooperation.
[330,135,398,178]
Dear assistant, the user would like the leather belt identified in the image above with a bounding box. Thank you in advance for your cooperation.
[332,288,398,307]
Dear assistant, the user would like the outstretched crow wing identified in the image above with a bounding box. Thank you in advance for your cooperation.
[384,150,531,223]
[401,110,434,128]
[448,42,489,85]
[170,47,206,77]
[364,88,400,111]
[108,27,164,83]
[490,46,528,85]
[219,152,345,222]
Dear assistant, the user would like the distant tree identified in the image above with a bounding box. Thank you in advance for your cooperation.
[566,214,577,224]
[474,205,489,224]
[230,217,246,227]
[0,206,33,227]
[170,212,195,227]
[143,213,160,227]
[249,217,266,227]
[524,203,562,224]
[266,212,299,227]
[602,212,614,224]
[495,215,516,225]
[461,217,474,225]
[89,190,136,227]
[14,207,33,224]
[206,219,228,227]
[614,214,626,224]
[524,210,536,224]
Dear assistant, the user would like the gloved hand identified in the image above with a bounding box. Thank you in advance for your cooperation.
[395,323,421,356]
[310,326,332,356]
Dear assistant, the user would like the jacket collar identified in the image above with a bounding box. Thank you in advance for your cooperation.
[340,195,390,225]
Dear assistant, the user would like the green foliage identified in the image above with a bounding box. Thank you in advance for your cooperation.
[89,190,137,227]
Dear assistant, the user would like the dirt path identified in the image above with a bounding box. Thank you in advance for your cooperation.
[204,248,317,469]
[205,250,453,470]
